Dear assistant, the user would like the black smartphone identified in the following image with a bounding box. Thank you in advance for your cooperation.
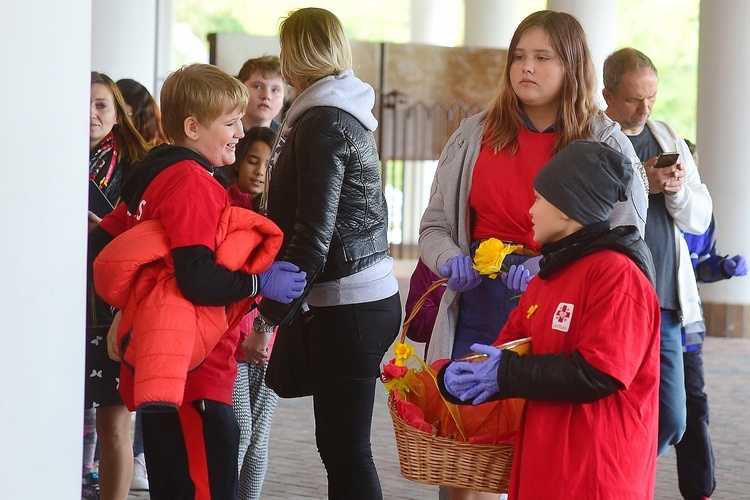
[654,152,680,168]
[89,179,115,218]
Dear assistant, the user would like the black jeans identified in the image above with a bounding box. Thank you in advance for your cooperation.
[308,293,401,500]
[142,400,240,500]
[675,346,715,500]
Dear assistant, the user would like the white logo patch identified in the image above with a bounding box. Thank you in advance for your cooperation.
[552,302,574,332]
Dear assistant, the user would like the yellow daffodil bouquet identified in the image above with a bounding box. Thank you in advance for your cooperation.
[381,340,429,398]
[472,238,518,278]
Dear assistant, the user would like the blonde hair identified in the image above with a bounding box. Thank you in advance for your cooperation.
[160,63,249,144]
[484,10,599,154]
[279,8,352,87]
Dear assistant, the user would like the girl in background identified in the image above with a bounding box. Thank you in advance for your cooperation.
[224,126,279,500]
[116,78,167,147]
[86,71,149,499]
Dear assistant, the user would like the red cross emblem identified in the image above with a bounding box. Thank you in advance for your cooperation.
[552,302,574,332]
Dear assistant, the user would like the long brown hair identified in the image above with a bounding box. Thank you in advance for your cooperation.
[225,126,277,187]
[91,72,150,163]
[483,10,599,154]
[116,78,167,147]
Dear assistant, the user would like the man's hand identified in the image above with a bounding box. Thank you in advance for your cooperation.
[645,157,684,195]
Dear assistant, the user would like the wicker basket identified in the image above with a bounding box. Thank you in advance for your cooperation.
[389,393,515,493]
[387,278,516,493]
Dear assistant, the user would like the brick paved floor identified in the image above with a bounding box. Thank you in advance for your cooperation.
[128,321,750,499]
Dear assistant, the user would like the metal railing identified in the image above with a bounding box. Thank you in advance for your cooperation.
[378,91,483,258]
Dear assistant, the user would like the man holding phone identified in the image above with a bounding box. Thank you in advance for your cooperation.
[603,47,713,460]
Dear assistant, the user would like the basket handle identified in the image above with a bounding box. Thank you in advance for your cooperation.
[397,276,472,441]
[401,277,448,343]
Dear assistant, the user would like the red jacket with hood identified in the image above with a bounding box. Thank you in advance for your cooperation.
[93,206,282,410]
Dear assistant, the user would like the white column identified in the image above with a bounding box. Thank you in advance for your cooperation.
[464,0,519,48]
[155,0,176,98]
[546,0,617,105]
[410,0,461,46]
[695,0,750,304]
[0,1,90,498]
[91,0,158,94]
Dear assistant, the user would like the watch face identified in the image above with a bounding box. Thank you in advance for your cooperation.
[253,316,274,333]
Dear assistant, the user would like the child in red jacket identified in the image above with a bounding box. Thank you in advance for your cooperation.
[89,64,305,499]
[440,141,661,499]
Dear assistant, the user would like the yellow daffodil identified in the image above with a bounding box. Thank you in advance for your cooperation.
[526,304,539,319]
[394,342,415,367]
[472,238,517,279]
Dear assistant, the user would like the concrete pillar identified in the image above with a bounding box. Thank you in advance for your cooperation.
[91,0,158,94]
[0,1,91,498]
[410,0,461,46]
[464,0,519,48]
[546,0,617,105]
[695,0,750,313]
[155,0,176,97]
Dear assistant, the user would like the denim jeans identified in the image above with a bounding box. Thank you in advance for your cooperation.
[453,253,531,358]
[308,293,401,500]
[133,410,144,455]
[658,309,687,456]
[675,345,715,499]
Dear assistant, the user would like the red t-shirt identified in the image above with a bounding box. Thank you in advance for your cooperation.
[100,160,240,406]
[496,250,660,499]
[470,128,556,248]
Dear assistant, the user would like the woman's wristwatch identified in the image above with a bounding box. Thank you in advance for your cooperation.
[252,315,276,334]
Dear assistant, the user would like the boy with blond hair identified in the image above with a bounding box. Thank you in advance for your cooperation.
[88,63,305,499]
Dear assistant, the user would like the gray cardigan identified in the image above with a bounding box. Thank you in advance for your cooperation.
[418,110,649,362]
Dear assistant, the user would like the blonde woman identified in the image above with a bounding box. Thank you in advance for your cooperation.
[254,8,401,499]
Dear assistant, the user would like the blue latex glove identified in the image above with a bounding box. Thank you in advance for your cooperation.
[443,343,502,404]
[439,255,481,292]
[500,264,532,293]
[258,261,306,303]
[523,255,542,275]
[723,255,747,277]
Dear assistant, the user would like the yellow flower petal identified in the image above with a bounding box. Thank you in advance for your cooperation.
[473,238,517,277]
[393,342,415,367]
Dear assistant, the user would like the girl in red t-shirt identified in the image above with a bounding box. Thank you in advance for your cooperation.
[419,11,646,498]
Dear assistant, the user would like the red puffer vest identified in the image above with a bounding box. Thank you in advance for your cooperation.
[93,206,282,410]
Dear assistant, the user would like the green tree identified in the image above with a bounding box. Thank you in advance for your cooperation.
[177,0,411,45]
[176,0,699,139]
[616,0,699,140]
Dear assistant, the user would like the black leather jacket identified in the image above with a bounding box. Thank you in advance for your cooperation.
[258,106,389,325]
